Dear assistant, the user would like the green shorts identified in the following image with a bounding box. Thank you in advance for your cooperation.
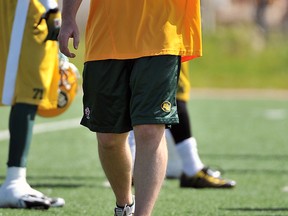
[80,55,181,133]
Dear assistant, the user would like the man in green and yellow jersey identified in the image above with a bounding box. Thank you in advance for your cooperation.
[0,0,65,209]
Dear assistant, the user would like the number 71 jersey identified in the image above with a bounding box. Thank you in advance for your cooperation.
[0,0,60,110]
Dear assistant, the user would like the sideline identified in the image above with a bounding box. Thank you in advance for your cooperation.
[0,118,81,142]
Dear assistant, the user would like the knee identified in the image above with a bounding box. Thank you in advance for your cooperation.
[134,124,165,145]
[134,125,155,139]
[97,133,127,150]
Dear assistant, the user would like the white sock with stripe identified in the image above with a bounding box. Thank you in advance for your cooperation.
[175,137,204,176]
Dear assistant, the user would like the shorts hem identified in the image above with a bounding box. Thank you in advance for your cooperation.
[80,121,132,133]
[132,118,179,127]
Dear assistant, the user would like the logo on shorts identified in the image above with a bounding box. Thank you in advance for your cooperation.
[161,101,171,113]
[85,107,91,119]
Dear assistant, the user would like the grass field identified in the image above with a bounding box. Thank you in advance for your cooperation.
[0,91,287,216]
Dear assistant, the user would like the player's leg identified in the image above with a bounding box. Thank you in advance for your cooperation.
[130,55,179,215]
[171,100,204,177]
[7,103,37,170]
[0,103,64,208]
[97,132,134,209]
[170,100,236,188]
[170,62,205,178]
[133,124,167,216]
[0,104,41,208]
[129,128,183,181]
[80,59,135,215]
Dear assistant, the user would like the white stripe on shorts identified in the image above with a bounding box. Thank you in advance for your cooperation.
[2,0,30,105]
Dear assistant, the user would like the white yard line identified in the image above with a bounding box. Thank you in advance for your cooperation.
[0,118,81,141]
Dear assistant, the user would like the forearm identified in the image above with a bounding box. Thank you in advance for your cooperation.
[62,0,83,21]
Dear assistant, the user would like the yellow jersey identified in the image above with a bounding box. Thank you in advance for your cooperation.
[0,0,60,109]
[85,0,202,62]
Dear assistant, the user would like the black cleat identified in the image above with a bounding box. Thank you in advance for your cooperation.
[19,194,51,210]
[180,167,236,189]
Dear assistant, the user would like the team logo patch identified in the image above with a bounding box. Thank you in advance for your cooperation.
[161,101,171,113]
[85,107,91,119]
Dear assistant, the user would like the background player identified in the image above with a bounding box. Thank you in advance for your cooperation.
[129,62,236,188]
[0,0,77,209]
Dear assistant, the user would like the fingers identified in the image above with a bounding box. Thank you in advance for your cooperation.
[58,25,79,58]
[58,33,75,58]
[73,32,79,50]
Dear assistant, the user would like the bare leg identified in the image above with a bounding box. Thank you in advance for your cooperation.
[133,124,167,216]
[97,132,133,206]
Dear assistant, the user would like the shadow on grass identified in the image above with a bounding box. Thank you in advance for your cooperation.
[30,183,85,188]
[202,153,288,175]
[0,175,100,181]
[221,207,288,212]
[221,168,288,175]
[29,175,100,181]
[0,182,110,190]
[0,175,109,189]
[202,153,288,161]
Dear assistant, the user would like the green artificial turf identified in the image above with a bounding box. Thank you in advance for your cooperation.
[1,93,287,216]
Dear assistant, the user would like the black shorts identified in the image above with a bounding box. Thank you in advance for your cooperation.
[80,55,181,133]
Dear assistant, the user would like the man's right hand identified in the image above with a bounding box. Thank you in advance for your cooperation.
[58,19,80,58]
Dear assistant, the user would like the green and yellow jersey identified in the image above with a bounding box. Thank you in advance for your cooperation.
[0,0,60,109]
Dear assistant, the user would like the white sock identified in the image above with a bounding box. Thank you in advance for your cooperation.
[175,137,204,176]
[4,167,27,184]
[0,167,43,201]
